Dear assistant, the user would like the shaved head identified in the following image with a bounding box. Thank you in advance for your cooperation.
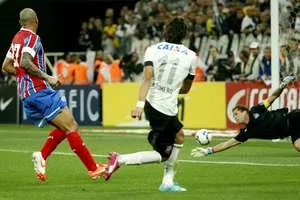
[19,8,37,27]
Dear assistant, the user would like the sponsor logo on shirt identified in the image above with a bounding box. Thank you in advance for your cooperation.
[157,43,188,55]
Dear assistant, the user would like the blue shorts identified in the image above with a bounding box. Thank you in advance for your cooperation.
[23,88,67,128]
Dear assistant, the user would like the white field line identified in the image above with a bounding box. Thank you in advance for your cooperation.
[0,129,291,145]
[0,128,238,137]
[179,160,300,167]
[0,148,299,167]
[81,128,238,137]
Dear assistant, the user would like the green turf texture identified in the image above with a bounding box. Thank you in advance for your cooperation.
[0,124,300,200]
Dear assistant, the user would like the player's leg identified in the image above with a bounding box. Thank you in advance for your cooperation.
[103,131,163,181]
[103,102,167,181]
[27,89,103,181]
[22,94,62,181]
[288,110,300,151]
[159,116,186,192]
[32,128,66,182]
[162,129,184,186]
[40,128,66,160]
[50,107,106,179]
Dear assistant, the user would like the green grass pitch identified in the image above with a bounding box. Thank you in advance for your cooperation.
[0,124,300,200]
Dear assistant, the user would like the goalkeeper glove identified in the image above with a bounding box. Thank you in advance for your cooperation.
[279,76,296,89]
[191,147,214,158]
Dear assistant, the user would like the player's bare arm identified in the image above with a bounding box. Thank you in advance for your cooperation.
[211,138,241,153]
[179,75,194,94]
[131,65,153,119]
[264,88,284,108]
[21,52,59,87]
[1,57,16,75]
[21,52,49,79]
[138,65,153,102]
[191,138,241,157]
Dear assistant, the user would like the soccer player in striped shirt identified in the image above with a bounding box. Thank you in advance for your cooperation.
[1,8,106,182]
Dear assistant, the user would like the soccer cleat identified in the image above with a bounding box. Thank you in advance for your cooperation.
[88,163,107,180]
[159,183,187,192]
[32,152,46,182]
[103,152,120,181]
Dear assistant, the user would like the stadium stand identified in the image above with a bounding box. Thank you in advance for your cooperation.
[1,0,300,86]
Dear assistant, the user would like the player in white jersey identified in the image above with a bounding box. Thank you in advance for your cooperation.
[103,17,198,192]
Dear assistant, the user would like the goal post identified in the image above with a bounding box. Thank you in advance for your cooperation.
[271,0,280,109]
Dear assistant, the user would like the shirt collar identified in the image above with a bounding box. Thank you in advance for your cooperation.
[20,27,35,34]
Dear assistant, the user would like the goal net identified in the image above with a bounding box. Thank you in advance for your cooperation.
[270,0,300,109]
[278,0,300,78]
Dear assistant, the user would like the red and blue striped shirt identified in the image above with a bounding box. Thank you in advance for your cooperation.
[6,28,50,99]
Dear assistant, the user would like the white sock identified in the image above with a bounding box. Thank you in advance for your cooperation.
[162,144,183,186]
[118,151,162,165]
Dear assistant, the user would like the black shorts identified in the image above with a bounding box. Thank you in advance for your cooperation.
[144,101,183,158]
[288,110,300,143]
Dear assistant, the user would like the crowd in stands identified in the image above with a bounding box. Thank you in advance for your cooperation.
[2,0,300,86]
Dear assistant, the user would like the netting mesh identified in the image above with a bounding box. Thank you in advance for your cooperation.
[279,0,300,78]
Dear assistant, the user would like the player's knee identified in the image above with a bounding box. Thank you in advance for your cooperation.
[293,140,300,152]
[155,145,173,161]
[69,119,78,132]
[158,151,170,161]
[161,156,168,162]
[65,119,78,133]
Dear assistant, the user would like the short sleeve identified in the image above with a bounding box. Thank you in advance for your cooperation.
[6,46,13,59]
[188,55,198,75]
[234,128,250,142]
[250,103,268,115]
[22,34,40,58]
[143,47,153,63]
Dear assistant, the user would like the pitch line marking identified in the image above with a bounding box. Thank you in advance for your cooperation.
[0,148,299,167]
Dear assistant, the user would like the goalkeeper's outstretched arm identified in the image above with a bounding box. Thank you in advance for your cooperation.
[264,75,295,108]
[191,138,241,157]
[211,138,241,153]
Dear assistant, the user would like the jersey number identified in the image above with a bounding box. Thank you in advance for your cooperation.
[11,44,21,67]
[157,56,179,85]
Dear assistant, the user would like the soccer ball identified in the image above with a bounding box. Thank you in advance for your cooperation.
[195,129,212,145]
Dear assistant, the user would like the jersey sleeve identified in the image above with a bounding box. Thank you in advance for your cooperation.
[188,55,198,75]
[22,34,40,58]
[143,47,154,66]
[6,46,13,59]
[250,103,268,115]
[234,128,251,142]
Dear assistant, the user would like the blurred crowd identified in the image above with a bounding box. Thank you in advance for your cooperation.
[2,0,300,86]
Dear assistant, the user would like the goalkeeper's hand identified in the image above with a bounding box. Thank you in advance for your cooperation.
[191,147,213,158]
[280,76,296,89]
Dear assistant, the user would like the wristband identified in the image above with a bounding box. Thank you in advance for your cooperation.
[207,147,214,155]
[136,101,145,108]
[279,83,285,89]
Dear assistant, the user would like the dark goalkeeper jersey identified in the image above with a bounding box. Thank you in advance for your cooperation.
[234,103,290,142]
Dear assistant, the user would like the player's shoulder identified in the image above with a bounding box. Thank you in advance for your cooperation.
[182,45,197,57]
[147,43,161,50]
[18,28,38,37]
[144,43,164,55]
[251,103,267,112]
[13,28,39,42]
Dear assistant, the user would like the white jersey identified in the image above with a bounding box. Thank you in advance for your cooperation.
[144,42,198,116]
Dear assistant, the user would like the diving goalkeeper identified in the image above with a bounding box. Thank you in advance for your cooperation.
[191,76,299,157]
